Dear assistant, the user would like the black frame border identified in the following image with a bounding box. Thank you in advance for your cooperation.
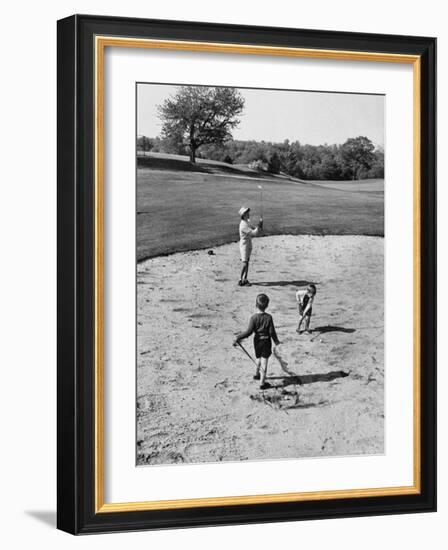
[57,14,436,534]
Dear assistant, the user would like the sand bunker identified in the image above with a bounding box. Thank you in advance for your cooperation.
[137,235,384,465]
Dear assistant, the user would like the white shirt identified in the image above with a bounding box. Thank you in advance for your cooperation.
[239,219,260,245]
[296,289,314,308]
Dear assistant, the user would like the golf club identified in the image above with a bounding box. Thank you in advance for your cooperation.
[236,341,258,366]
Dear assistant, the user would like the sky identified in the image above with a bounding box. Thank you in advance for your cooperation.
[137,83,384,147]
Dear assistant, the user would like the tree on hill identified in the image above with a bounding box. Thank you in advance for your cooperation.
[339,136,375,180]
[267,151,281,174]
[367,147,385,178]
[136,135,153,154]
[158,86,245,164]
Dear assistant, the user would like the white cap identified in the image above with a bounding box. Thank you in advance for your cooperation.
[238,206,250,217]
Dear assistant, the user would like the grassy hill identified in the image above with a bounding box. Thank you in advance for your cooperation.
[137,153,384,260]
[137,151,303,181]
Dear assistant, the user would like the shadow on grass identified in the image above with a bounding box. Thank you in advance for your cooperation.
[137,155,279,179]
[252,280,317,288]
[138,156,209,172]
[269,370,349,388]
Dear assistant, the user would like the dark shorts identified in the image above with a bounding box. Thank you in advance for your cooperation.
[254,338,272,359]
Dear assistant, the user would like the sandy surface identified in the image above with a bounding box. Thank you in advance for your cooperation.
[137,235,384,465]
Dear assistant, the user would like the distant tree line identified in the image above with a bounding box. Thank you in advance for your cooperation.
[138,85,383,180]
[137,134,384,180]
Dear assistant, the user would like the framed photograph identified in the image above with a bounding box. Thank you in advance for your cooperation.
[57,14,436,534]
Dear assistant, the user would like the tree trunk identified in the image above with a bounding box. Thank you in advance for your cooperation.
[189,146,196,164]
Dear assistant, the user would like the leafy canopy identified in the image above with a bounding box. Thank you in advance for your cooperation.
[339,136,376,179]
[158,86,245,162]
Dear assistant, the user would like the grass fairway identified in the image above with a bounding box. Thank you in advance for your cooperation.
[137,154,384,260]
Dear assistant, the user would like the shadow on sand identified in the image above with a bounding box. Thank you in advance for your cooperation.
[286,402,321,409]
[269,370,349,388]
[252,280,317,288]
[312,325,356,335]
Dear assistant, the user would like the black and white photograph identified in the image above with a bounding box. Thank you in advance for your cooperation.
[136,83,385,466]
[0,0,441,542]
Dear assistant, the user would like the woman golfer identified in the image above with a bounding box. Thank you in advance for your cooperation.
[238,206,263,286]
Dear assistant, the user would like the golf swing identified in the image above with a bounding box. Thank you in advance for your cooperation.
[237,206,263,287]
[258,185,264,219]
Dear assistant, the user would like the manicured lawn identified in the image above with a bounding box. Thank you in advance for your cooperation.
[136,156,383,260]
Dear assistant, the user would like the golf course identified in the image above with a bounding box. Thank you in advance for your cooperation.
[136,153,385,465]
[137,153,384,261]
